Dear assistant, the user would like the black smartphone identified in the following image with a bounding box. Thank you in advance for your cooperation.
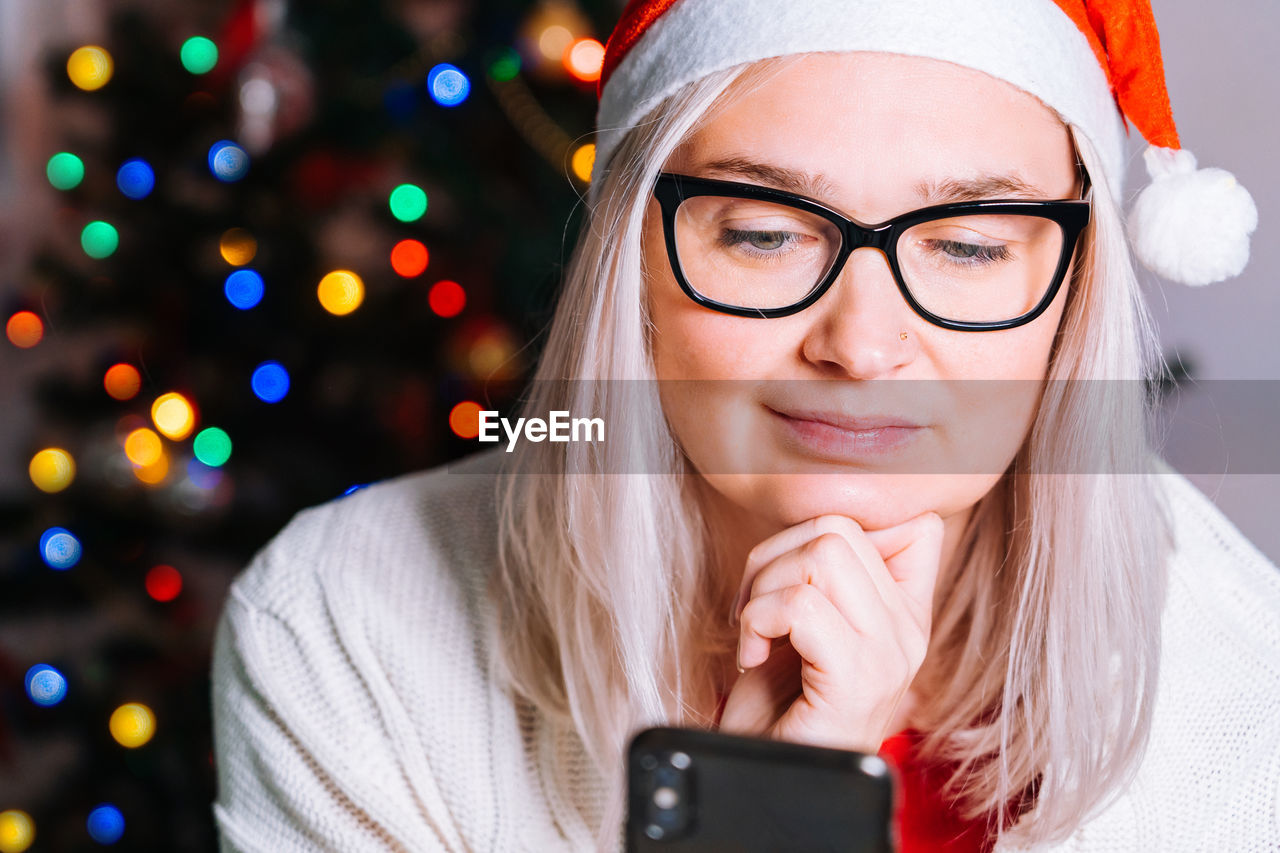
[626,726,897,853]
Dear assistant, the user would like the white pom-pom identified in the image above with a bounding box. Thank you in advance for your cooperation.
[1126,145,1258,286]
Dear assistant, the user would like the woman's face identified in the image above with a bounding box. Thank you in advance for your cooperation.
[644,52,1081,539]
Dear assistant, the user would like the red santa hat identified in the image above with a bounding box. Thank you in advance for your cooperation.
[593,0,1257,286]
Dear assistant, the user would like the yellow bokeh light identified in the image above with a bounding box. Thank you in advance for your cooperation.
[151,392,196,440]
[538,25,573,61]
[124,428,163,467]
[133,451,170,486]
[67,46,114,91]
[0,809,35,853]
[571,143,595,183]
[109,702,156,748]
[317,270,365,316]
[219,228,257,266]
[29,448,75,493]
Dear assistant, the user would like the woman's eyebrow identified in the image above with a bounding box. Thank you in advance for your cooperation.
[692,156,1045,204]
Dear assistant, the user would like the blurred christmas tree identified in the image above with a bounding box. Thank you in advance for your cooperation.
[0,0,613,848]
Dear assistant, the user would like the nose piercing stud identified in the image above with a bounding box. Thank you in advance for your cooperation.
[899,331,908,341]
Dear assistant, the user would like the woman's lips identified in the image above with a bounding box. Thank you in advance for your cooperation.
[767,406,926,460]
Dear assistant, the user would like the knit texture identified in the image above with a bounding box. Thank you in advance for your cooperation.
[211,449,1280,851]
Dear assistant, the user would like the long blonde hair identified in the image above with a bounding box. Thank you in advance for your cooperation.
[487,55,1175,849]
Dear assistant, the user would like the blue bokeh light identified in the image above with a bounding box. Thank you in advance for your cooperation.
[87,804,125,844]
[40,526,82,570]
[251,361,290,403]
[208,140,250,182]
[116,159,155,199]
[427,63,470,107]
[25,664,68,707]
[224,269,264,310]
[186,457,224,490]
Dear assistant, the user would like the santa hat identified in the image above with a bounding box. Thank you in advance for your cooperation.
[593,0,1257,287]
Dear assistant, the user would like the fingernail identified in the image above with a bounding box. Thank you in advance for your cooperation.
[736,661,746,674]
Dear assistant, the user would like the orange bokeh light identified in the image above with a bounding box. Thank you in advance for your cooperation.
[449,401,482,439]
[390,239,430,278]
[564,38,604,83]
[151,392,196,440]
[133,450,170,485]
[124,427,163,467]
[428,280,466,318]
[104,363,142,400]
[6,311,43,348]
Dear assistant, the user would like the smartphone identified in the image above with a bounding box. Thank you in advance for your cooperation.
[626,726,896,853]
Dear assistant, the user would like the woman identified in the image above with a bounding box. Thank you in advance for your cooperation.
[211,1,1277,851]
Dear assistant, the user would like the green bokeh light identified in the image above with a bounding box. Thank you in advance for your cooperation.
[81,221,119,259]
[180,37,219,75]
[47,153,85,190]
[488,48,521,82]
[193,427,232,467]
[389,184,428,223]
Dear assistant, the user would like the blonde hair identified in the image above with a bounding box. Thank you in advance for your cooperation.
[488,55,1176,849]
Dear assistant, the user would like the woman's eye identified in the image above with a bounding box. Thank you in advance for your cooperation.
[718,228,800,253]
[927,239,1012,264]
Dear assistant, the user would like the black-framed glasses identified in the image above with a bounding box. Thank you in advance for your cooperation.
[651,172,1092,331]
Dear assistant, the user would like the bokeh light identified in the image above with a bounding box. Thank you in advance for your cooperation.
[104,363,142,400]
[390,239,429,277]
[388,183,427,222]
[565,38,604,82]
[571,143,595,183]
[224,269,264,309]
[150,392,196,440]
[46,152,85,190]
[25,664,68,707]
[317,270,364,315]
[251,361,290,403]
[116,159,155,199]
[427,63,470,107]
[180,36,218,75]
[428,280,466,318]
[342,483,369,497]
[132,451,170,486]
[449,401,483,439]
[86,805,125,845]
[219,228,257,265]
[67,46,113,91]
[186,458,224,490]
[30,448,75,493]
[538,25,573,61]
[124,427,163,467]
[109,703,156,748]
[6,312,44,348]
[39,527,82,570]
[145,565,183,602]
[192,427,232,467]
[81,221,119,259]
[208,140,249,182]
[487,47,521,81]
[0,809,35,853]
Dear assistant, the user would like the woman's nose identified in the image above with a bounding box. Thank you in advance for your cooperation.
[798,247,918,378]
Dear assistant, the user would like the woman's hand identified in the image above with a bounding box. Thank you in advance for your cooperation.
[718,512,945,753]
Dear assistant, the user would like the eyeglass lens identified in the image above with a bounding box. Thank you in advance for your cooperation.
[673,195,1067,324]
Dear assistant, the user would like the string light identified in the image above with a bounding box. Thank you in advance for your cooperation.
[116,159,155,199]
[86,805,125,845]
[571,143,595,183]
[81,221,119,259]
[219,228,257,265]
[449,401,483,439]
[538,25,573,61]
[388,184,427,223]
[109,703,156,748]
[145,565,183,602]
[428,280,466,318]
[390,239,429,277]
[251,361,290,403]
[192,427,232,467]
[564,38,604,82]
[124,427,163,467]
[133,451,170,486]
[151,392,196,440]
[180,36,218,75]
[25,664,68,707]
[0,809,35,853]
[67,45,113,91]
[46,152,85,190]
[29,448,75,493]
[487,47,521,82]
[39,527,82,570]
[427,63,470,107]
[317,270,364,315]
[208,140,249,182]
[104,364,141,400]
[224,269,264,309]
[6,312,43,348]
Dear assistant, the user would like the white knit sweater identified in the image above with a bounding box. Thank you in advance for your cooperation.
[211,449,1280,851]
